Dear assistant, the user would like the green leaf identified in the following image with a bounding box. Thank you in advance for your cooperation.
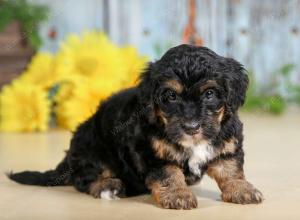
[279,63,295,76]
[265,96,286,115]
[27,29,42,50]
[0,1,13,30]
[0,0,49,49]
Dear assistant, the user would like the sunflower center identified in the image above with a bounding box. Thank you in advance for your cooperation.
[76,57,99,76]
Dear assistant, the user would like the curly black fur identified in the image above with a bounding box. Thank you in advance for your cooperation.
[9,45,260,208]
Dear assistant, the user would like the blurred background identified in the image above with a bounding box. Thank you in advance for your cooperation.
[0,0,300,132]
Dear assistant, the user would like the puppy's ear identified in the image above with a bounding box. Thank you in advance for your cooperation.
[138,62,157,123]
[225,58,249,114]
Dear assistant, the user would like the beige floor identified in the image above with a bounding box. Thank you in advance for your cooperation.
[0,111,300,220]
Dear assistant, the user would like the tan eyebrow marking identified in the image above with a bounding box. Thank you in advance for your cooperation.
[164,79,183,94]
[199,80,219,93]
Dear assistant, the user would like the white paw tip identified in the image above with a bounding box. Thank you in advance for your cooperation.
[100,189,120,200]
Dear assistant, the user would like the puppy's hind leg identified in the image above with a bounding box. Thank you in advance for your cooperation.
[71,163,125,200]
[88,170,126,200]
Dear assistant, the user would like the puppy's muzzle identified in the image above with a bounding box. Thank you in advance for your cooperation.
[181,121,201,135]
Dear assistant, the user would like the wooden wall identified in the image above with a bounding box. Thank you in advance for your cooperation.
[32,0,300,83]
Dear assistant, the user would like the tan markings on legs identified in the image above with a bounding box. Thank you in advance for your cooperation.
[207,159,244,186]
[220,138,237,155]
[146,165,197,209]
[207,159,263,204]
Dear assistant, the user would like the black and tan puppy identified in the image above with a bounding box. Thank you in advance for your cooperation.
[9,44,263,209]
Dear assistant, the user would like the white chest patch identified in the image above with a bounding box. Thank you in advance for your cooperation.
[188,143,215,176]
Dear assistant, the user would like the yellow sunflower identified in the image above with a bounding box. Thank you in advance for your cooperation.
[0,80,51,132]
[53,32,148,130]
[55,80,116,130]
[53,74,86,104]
[55,31,126,82]
[120,46,148,87]
[19,53,57,90]
[0,31,148,133]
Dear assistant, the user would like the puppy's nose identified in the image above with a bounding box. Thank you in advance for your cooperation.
[182,121,201,135]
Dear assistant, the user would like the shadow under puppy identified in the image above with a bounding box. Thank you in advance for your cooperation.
[9,44,263,209]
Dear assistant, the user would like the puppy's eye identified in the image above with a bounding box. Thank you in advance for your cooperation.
[204,89,215,100]
[165,90,177,101]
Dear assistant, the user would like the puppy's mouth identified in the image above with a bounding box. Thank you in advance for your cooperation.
[178,131,204,148]
[179,127,204,148]
[184,128,201,136]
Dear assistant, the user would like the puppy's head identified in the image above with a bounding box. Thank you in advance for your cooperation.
[139,44,248,147]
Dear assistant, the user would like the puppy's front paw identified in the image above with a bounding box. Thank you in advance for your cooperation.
[156,187,198,209]
[221,180,264,204]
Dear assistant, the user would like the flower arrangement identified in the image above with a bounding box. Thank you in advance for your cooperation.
[0,32,148,132]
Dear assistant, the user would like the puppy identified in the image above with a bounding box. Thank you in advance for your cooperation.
[9,44,263,209]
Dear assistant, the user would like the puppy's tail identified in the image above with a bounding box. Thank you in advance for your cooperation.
[7,156,72,186]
